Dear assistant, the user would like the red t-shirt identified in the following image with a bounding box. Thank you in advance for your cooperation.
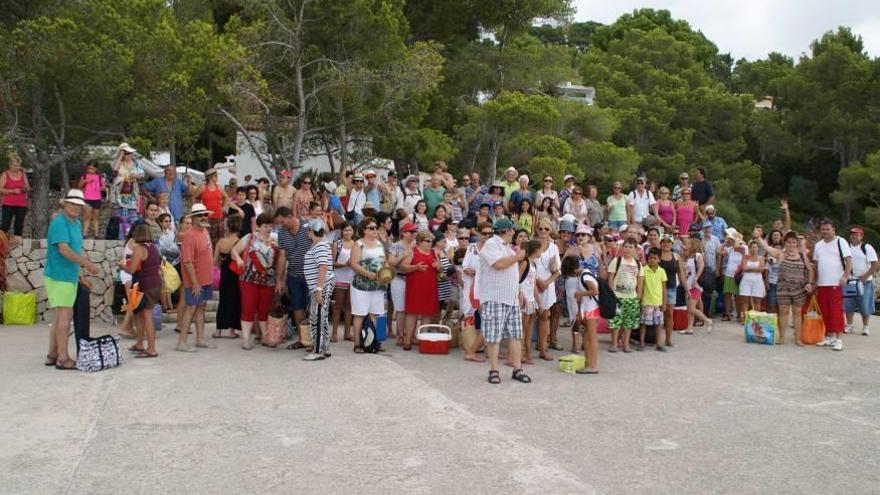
[180,227,213,288]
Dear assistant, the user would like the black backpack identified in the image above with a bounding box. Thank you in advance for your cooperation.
[105,217,120,241]
[359,317,382,353]
[581,270,619,320]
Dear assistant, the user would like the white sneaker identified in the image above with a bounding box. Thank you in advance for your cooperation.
[303,352,325,361]
[862,328,871,336]
[832,339,844,351]
[844,324,853,334]
[816,336,836,347]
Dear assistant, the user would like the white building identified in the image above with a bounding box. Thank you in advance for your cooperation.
[557,82,595,105]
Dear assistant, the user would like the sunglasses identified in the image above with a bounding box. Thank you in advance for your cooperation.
[576,233,589,237]
[419,239,431,244]
[365,225,377,230]
[458,237,470,241]
[680,177,688,181]
[682,191,691,195]
[613,186,621,189]
[538,227,551,232]
[302,181,311,185]
[480,232,493,237]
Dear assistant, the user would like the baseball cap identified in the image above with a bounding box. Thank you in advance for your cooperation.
[308,218,326,232]
[702,220,712,229]
[850,225,865,235]
[493,218,515,233]
[563,174,575,183]
[559,221,575,233]
[400,223,417,233]
[706,205,716,212]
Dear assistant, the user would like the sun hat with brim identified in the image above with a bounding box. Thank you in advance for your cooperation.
[576,224,593,235]
[308,218,326,233]
[353,174,365,182]
[706,205,716,212]
[559,221,576,233]
[405,175,419,184]
[725,227,742,240]
[504,167,517,176]
[364,170,377,178]
[563,174,575,183]
[363,202,376,210]
[323,181,338,194]
[186,203,213,217]
[204,168,218,178]
[118,142,136,153]
[493,218,515,233]
[64,189,87,206]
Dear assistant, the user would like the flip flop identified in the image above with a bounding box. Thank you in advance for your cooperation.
[45,355,58,366]
[135,351,159,358]
[576,368,599,374]
[464,355,486,363]
[128,345,146,352]
[287,342,305,350]
[55,359,77,370]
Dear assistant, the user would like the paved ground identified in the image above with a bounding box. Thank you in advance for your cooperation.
[1,319,879,495]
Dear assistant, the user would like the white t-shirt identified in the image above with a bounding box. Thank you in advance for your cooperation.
[723,246,743,278]
[813,236,851,287]
[627,190,656,222]
[849,242,877,281]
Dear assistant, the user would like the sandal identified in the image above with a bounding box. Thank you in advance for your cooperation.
[45,354,58,366]
[464,355,486,363]
[539,353,554,361]
[511,368,532,383]
[608,347,618,353]
[212,330,222,339]
[487,370,501,384]
[576,368,599,374]
[128,345,146,352]
[287,342,306,350]
[521,358,535,365]
[55,359,77,370]
[135,351,159,358]
[353,346,364,354]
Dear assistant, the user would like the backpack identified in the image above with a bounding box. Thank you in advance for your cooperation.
[359,317,382,353]
[106,217,120,241]
[581,270,619,320]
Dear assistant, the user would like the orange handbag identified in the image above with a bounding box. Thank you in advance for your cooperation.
[800,295,826,345]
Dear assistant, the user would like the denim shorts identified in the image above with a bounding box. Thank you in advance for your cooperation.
[184,285,212,306]
[766,284,778,308]
[608,220,626,230]
[287,275,310,311]
[844,280,875,316]
[665,288,677,306]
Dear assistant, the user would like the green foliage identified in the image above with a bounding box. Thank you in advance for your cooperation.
[833,153,880,225]
[571,141,640,189]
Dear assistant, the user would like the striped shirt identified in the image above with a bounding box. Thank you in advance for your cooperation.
[304,240,334,291]
[278,220,311,277]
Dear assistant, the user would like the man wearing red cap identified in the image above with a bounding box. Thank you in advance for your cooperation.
[845,226,878,335]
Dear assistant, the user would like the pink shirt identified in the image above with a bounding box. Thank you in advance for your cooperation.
[1,171,28,207]
[81,173,104,200]
[180,227,213,288]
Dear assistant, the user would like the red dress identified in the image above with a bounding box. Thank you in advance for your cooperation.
[406,248,439,316]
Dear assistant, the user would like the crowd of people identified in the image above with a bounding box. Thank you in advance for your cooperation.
[29,143,877,382]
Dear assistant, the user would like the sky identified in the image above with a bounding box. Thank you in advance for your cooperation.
[572,0,880,61]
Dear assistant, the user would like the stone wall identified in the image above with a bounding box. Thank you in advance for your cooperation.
[4,239,124,323]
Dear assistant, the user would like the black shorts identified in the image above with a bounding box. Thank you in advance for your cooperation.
[85,199,102,209]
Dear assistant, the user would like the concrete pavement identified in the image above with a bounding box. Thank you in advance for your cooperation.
[1,320,879,494]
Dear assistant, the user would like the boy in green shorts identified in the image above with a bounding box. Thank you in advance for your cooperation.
[607,237,644,353]
[639,247,668,351]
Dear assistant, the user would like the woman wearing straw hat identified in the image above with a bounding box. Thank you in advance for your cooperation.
[109,142,144,240]
[44,190,100,369]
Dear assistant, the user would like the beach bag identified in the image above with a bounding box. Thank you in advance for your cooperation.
[744,311,777,345]
[801,296,826,345]
[3,291,36,325]
[559,354,586,374]
[459,315,478,351]
[263,305,287,347]
[298,323,313,348]
[585,271,619,320]
[358,317,381,353]
[76,335,123,372]
[161,258,181,293]
[151,304,162,332]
